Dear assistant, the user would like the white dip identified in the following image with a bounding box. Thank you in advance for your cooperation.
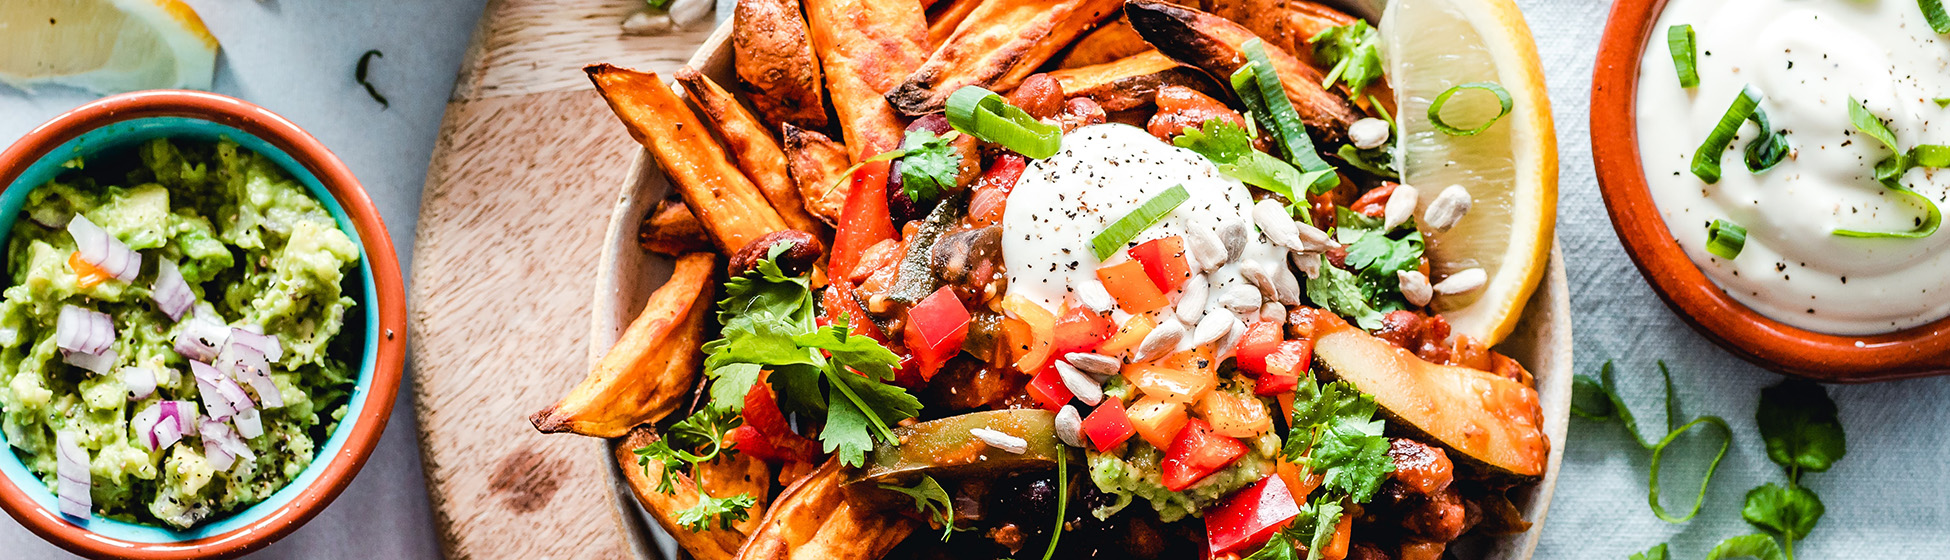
[1636,0,1950,334]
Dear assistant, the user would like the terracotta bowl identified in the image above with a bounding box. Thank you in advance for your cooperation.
[588,13,1571,560]
[1590,0,1950,382]
[0,90,408,559]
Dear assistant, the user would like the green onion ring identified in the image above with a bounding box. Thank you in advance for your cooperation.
[1667,24,1699,88]
[1690,86,1762,184]
[1705,219,1747,260]
[1923,0,1950,34]
[945,86,1062,159]
[1091,185,1190,260]
[1427,82,1513,137]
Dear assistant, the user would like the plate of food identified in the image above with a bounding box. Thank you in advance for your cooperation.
[537,0,1568,556]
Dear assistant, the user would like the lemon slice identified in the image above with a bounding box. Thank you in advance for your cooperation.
[0,0,219,94]
[1380,0,1555,347]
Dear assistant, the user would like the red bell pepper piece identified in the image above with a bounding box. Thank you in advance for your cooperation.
[829,159,896,278]
[1233,321,1286,376]
[1205,475,1303,555]
[1025,364,1075,411]
[903,286,971,380]
[743,378,818,462]
[1128,236,1193,292]
[1161,418,1248,491]
[1082,397,1137,451]
[979,153,1028,194]
[1256,339,1315,395]
[1051,305,1114,356]
[726,425,783,461]
[822,285,889,344]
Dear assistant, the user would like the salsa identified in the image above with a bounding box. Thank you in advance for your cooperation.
[0,137,361,528]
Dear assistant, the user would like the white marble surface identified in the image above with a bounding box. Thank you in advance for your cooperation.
[3,0,1948,558]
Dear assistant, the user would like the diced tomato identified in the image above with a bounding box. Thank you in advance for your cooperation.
[1350,182,1399,218]
[904,286,971,380]
[1025,364,1074,411]
[1256,339,1315,395]
[1204,475,1303,555]
[1127,396,1189,450]
[1051,304,1114,356]
[1198,390,1273,438]
[1096,260,1170,313]
[1286,307,1318,340]
[980,154,1028,194]
[68,252,109,290]
[1128,236,1192,292]
[1161,419,1248,491]
[1082,397,1137,451]
[830,159,897,277]
[969,154,1028,227]
[1233,321,1286,376]
[726,425,784,461]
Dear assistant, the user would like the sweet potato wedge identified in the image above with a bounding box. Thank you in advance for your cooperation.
[1124,0,1361,144]
[588,64,791,253]
[615,426,774,560]
[887,0,1123,114]
[1047,50,1222,112]
[676,67,827,235]
[530,253,716,438]
[781,123,852,225]
[926,0,983,49]
[735,458,916,560]
[803,0,930,160]
[735,0,829,130]
[1055,15,1152,69]
[639,199,715,256]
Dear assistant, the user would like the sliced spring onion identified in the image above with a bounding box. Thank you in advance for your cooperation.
[1091,185,1190,260]
[1040,444,1067,560]
[1923,0,1950,34]
[1237,41,1338,194]
[1428,82,1514,136]
[1909,144,1950,168]
[1668,24,1699,88]
[1935,97,1950,108]
[944,86,1061,159]
[1690,86,1763,183]
[1743,107,1789,173]
[1835,97,1942,238]
[1705,219,1747,259]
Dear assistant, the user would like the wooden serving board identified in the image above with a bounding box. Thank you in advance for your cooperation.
[405,0,717,557]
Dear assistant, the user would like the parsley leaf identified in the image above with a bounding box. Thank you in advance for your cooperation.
[1631,543,1671,560]
[676,492,758,532]
[900,130,963,204]
[882,475,955,541]
[632,404,756,532]
[1754,380,1845,478]
[1741,482,1824,542]
[1303,254,1386,330]
[1704,534,1788,560]
[1309,21,1383,97]
[1173,119,1331,216]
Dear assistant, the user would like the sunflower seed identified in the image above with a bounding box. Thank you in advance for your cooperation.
[1295,220,1336,252]
[620,11,675,35]
[669,0,714,28]
[1055,406,1086,448]
[1239,261,1276,299]
[1187,227,1229,272]
[1398,270,1433,306]
[1175,274,1209,325]
[971,428,1029,454]
[1216,317,1247,356]
[1076,280,1117,314]
[1064,352,1121,377]
[1273,263,1301,305]
[1423,184,1472,232]
[1433,268,1488,295]
[1253,200,1306,252]
[1192,311,1233,346]
[1291,251,1322,279]
[1259,301,1286,324]
[1134,319,1185,362]
[1348,117,1392,150]
[1384,184,1420,230]
[1219,219,1250,261]
[1056,361,1104,406]
[1218,285,1262,313]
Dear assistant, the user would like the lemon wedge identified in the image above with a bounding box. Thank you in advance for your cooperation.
[0,0,219,94]
[1380,0,1555,347]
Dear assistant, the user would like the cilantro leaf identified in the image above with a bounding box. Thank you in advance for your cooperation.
[821,389,879,466]
[1303,254,1386,330]
[633,404,741,495]
[675,491,758,532]
[1741,482,1824,542]
[1755,380,1845,477]
[899,130,963,204]
[1631,543,1671,560]
[1309,21,1383,97]
[1335,144,1397,178]
[1173,119,1329,215]
[708,363,765,411]
[882,475,955,541]
[1285,379,1393,502]
[1334,214,1424,314]
[795,319,902,383]
[1704,534,1788,560]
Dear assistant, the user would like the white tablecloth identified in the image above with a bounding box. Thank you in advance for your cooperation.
[2,0,1945,557]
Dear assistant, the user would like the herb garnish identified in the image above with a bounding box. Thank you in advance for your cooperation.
[1427,82,1512,136]
[1668,24,1699,88]
[1040,445,1068,560]
[1090,185,1189,260]
[1835,97,1942,239]
[1922,0,1950,34]
[881,475,955,541]
[1690,86,1789,182]
[355,50,389,109]
[1706,219,1747,260]
[1571,361,1732,523]
[632,404,753,530]
[1308,21,1383,98]
[1335,144,1397,178]
[1173,119,1332,217]
[1234,41,1339,194]
[1242,375,1393,560]
[899,130,963,204]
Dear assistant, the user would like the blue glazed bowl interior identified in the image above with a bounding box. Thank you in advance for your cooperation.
[0,116,378,543]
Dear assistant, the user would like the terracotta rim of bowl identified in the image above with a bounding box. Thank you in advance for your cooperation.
[1591,0,1950,382]
[0,90,408,559]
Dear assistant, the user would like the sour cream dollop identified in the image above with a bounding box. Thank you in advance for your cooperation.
[1636,0,1950,334]
[1000,123,1287,348]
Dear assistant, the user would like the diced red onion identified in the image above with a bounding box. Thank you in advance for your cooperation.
[55,432,90,519]
[150,260,194,321]
[233,409,264,439]
[134,401,194,451]
[228,328,282,363]
[66,215,140,282]
[220,343,283,408]
[55,305,114,356]
[191,361,243,419]
[132,405,161,449]
[173,315,230,362]
[198,418,254,472]
[159,401,194,433]
[61,348,117,375]
[120,367,156,400]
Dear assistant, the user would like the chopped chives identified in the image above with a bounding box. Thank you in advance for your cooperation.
[1690,86,1763,183]
[1923,0,1950,34]
[1237,41,1338,194]
[1668,24,1699,88]
[944,86,1062,159]
[1706,220,1747,260]
[1091,185,1190,260]
[1427,82,1513,136]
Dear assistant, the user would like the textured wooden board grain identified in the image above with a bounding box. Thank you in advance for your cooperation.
[408,0,716,557]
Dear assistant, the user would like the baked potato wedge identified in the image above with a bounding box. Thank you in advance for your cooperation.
[781,123,853,225]
[735,458,916,560]
[1046,50,1222,112]
[886,0,1123,114]
[638,199,715,256]
[530,253,716,438]
[588,65,791,253]
[1124,0,1362,144]
[1054,15,1152,68]
[735,0,829,130]
[803,0,930,160]
[676,67,827,235]
[926,0,984,48]
[615,425,774,560]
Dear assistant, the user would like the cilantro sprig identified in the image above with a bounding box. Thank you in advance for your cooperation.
[1244,375,1393,560]
[1302,207,1423,331]
[882,475,955,541]
[632,404,752,530]
[899,130,963,204]
[1571,361,1732,523]
[1173,119,1331,220]
[1308,21,1383,98]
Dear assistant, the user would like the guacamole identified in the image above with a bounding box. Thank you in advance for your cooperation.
[0,138,361,528]
[1086,377,1279,522]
